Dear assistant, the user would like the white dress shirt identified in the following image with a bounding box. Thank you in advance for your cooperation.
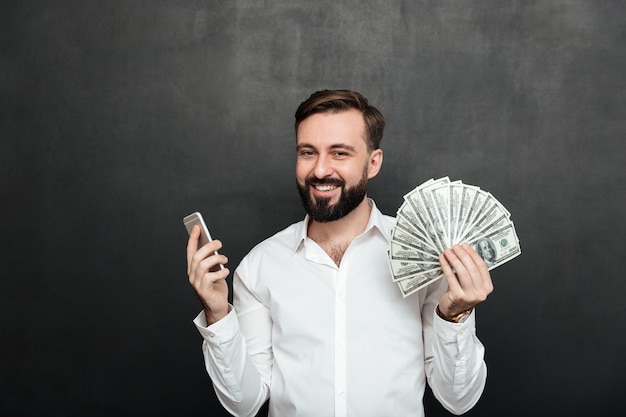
[194,200,487,417]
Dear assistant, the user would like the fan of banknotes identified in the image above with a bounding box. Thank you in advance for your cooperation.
[388,177,521,297]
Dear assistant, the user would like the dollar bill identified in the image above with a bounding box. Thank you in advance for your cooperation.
[395,204,441,255]
[460,194,510,243]
[455,189,492,243]
[389,240,439,262]
[467,221,521,270]
[430,181,453,248]
[388,257,442,282]
[453,183,480,243]
[397,270,445,297]
[403,176,450,253]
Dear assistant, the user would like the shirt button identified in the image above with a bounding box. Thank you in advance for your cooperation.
[338,390,345,397]
[337,292,344,298]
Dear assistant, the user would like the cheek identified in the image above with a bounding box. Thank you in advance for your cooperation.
[295,162,310,182]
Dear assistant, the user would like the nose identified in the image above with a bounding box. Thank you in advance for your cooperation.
[313,154,333,178]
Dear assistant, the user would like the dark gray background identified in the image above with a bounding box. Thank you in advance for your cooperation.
[2,1,624,416]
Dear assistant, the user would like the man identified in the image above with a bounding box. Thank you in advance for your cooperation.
[187,90,493,417]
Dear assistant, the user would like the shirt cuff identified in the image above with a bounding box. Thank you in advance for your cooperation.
[433,306,477,343]
[193,304,240,345]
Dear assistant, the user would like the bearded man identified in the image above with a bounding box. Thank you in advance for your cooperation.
[186,89,494,417]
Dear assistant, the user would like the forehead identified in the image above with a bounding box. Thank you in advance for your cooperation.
[296,109,367,148]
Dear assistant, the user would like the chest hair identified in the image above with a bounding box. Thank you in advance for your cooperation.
[320,241,350,266]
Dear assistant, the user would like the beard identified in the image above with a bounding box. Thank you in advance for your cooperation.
[296,167,369,223]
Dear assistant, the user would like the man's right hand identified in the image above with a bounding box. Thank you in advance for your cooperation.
[186,225,230,324]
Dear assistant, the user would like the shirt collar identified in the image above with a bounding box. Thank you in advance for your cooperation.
[292,198,390,253]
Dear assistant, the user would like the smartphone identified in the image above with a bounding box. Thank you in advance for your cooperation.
[183,211,224,271]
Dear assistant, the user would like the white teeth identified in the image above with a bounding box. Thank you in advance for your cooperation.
[316,185,337,191]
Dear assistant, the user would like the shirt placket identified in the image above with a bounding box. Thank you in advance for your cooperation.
[334,267,347,417]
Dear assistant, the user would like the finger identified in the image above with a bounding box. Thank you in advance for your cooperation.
[457,243,494,298]
[191,239,224,266]
[188,238,224,280]
[196,269,230,303]
[195,239,223,258]
[187,225,201,275]
[191,248,228,277]
[197,252,228,276]
[459,243,493,293]
[200,266,230,287]
[439,250,463,295]
[191,267,230,307]
[461,243,491,280]
[444,245,476,290]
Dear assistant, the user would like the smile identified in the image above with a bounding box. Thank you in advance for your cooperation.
[315,185,339,191]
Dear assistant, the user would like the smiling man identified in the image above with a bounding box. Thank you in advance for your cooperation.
[187,90,494,417]
[295,105,383,265]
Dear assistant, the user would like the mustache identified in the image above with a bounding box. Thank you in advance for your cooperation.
[305,177,345,187]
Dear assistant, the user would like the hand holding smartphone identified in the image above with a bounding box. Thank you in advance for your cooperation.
[183,211,224,272]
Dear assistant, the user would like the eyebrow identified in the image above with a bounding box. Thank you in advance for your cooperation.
[297,143,357,152]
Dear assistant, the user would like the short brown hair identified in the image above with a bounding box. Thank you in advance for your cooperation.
[294,90,386,152]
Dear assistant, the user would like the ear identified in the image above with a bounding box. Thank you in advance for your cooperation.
[367,149,383,179]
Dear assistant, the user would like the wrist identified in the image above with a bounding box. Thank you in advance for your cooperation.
[205,307,228,325]
[436,305,472,323]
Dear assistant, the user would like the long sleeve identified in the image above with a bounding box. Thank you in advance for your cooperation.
[422,281,487,415]
[193,258,273,417]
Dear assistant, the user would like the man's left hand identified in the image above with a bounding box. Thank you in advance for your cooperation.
[437,243,494,319]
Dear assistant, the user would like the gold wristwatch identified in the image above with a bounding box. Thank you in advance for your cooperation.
[436,306,472,323]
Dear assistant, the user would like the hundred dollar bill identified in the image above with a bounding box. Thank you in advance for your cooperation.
[467,221,521,270]
[395,204,441,255]
[388,257,441,282]
[404,177,450,253]
[390,222,427,250]
[418,177,449,253]
[460,194,511,243]
[455,188,491,244]
[463,213,510,245]
[397,271,445,298]
[395,204,434,245]
[400,183,437,244]
[452,184,479,243]
[448,182,463,246]
[430,181,456,248]
[389,240,439,262]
